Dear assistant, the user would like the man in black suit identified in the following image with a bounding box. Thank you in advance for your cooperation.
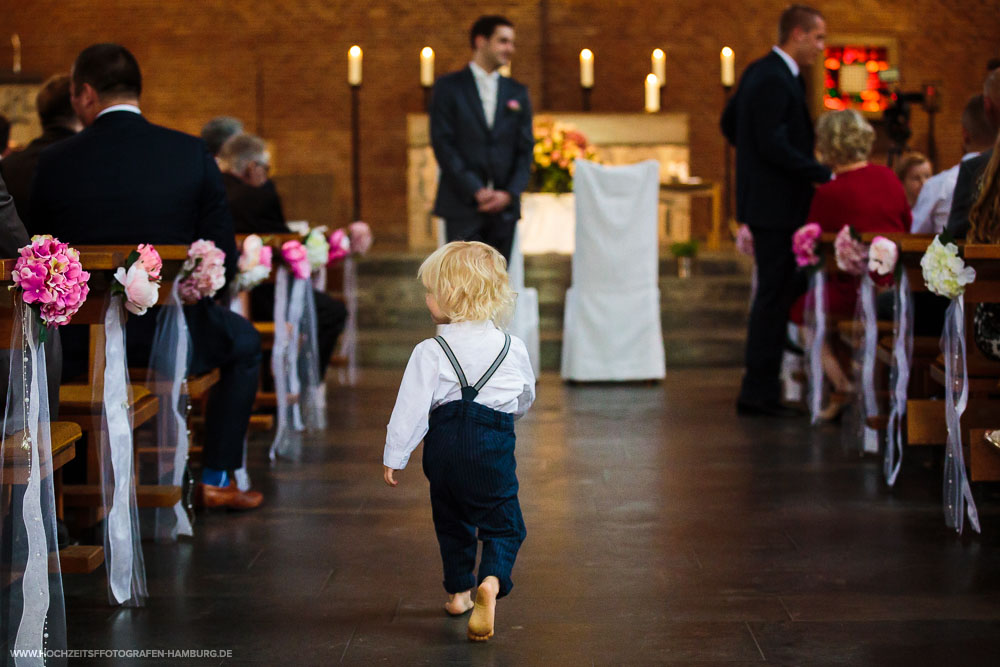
[1,74,81,230]
[721,5,832,417]
[430,15,534,264]
[30,43,263,510]
[947,67,1000,239]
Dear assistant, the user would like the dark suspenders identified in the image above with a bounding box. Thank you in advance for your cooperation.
[434,334,511,398]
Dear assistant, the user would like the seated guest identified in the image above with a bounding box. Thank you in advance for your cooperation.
[911,94,995,234]
[894,152,932,210]
[219,133,347,378]
[790,110,910,419]
[1,74,81,229]
[201,115,243,161]
[948,68,1000,239]
[968,135,1000,362]
[29,43,263,510]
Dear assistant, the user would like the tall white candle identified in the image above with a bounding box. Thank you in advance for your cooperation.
[645,73,660,112]
[651,48,665,84]
[348,45,363,86]
[420,47,435,87]
[579,49,594,88]
[720,47,735,87]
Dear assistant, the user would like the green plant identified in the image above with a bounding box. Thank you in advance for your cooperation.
[670,240,699,258]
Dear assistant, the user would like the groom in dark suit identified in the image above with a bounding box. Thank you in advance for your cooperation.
[430,15,534,263]
[30,43,263,509]
[722,5,832,417]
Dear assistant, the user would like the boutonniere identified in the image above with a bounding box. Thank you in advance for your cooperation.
[506,99,521,112]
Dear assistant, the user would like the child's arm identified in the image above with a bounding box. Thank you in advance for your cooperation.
[383,341,440,485]
[510,337,536,419]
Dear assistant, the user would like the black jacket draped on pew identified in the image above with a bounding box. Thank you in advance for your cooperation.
[30,110,260,471]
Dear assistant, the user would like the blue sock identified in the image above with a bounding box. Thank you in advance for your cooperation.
[202,468,228,488]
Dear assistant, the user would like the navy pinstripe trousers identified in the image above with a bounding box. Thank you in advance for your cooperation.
[422,399,526,598]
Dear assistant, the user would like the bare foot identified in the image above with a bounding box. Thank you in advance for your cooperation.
[445,590,473,616]
[467,576,499,641]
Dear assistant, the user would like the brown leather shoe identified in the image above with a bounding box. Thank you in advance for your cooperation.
[195,481,263,511]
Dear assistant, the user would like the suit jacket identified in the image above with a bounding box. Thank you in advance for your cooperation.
[0,172,29,257]
[30,110,238,280]
[721,51,831,230]
[946,148,992,239]
[223,173,289,234]
[430,67,534,221]
[0,126,76,231]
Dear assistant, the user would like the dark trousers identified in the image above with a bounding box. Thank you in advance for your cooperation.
[422,400,525,598]
[445,212,517,265]
[739,226,806,405]
[250,285,347,378]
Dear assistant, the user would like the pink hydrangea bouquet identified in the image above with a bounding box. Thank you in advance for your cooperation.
[734,224,754,257]
[236,234,273,291]
[304,227,331,272]
[327,228,351,265]
[178,239,227,304]
[11,235,90,329]
[348,221,373,255]
[834,225,868,276]
[112,244,162,315]
[281,239,311,280]
[792,222,822,269]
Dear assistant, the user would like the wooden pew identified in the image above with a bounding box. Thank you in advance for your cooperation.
[0,258,102,575]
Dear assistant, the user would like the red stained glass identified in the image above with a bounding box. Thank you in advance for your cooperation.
[821,44,891,114]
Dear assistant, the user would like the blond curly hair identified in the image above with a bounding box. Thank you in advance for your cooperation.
[815,109,875,167]
[418,241,515,326]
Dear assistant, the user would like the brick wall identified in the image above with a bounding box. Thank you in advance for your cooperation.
[6,0,999,247]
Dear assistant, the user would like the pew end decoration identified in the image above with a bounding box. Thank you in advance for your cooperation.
[112,243,162,316]
[920,232,979,534]
[178,239,226,304]
[11,234,91,339]
[280,239,310,280]
[868,235,901,287]
[793,222,826,422]
[305,226,331,273]
[834,225,867,276]
[236,234,273,291]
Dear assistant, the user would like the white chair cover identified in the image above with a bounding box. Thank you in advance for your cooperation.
[561,159,665,381]
[506,228,541,377]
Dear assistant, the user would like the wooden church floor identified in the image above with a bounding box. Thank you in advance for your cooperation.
[64,368,1000,665]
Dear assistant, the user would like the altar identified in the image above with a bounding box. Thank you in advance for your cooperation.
[406,112,700,254]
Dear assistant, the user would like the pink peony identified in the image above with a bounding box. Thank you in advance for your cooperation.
[115,263,160,315]
[348,221,373,255]
[259,245,273,268]
[178,239,227,304]
[868,236,899,276]
[834,225,868,276]
[327,229,350,265]
[792,222,822,268]
[281,240,311,280]
[136,243,162,280]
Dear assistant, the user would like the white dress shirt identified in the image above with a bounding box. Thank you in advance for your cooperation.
[469,61,500,129]
[772,46,800,78]
[910,152,981,234]
[384,320,536,470]
[97,104,142,118]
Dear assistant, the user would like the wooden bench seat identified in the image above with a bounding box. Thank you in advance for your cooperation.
[62,483,181,509]
[129,368,221,400]
[58,383,160,433]
[2,422,81,484]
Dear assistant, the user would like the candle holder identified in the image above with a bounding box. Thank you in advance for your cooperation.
[350,83,362,221]
[722,83,733,226]
[581,86,592,112]
[422,85,431,113]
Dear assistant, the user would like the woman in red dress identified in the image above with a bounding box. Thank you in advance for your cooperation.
[792,109,910,419]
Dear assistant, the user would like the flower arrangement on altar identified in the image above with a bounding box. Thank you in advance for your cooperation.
[236,235,273,291]
[11,235,90,330]
[529,116,599,193]
[178,239,226,304]
[112,243,162,315]
[921,233,975,299]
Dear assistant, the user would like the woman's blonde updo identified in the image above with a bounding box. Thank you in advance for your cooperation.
[815,109,875,167]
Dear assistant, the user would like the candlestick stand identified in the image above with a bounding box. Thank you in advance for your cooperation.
[722,84,733,227]
[423,85,431,112]
[581,86,592,112]
[351,83,361,220]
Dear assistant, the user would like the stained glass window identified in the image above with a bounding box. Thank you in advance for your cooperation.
[822,45,891,114]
